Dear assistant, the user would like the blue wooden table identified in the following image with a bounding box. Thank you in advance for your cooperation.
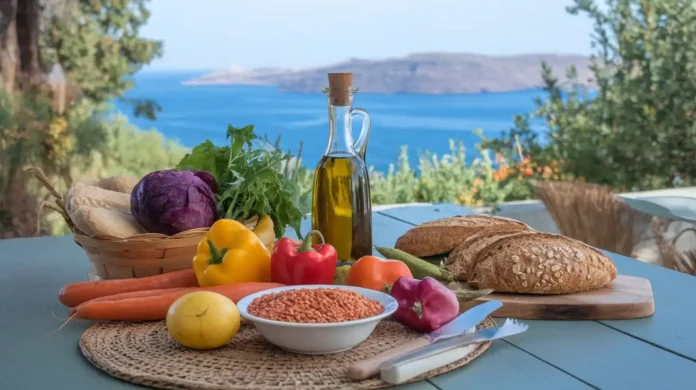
[1,204,695,390]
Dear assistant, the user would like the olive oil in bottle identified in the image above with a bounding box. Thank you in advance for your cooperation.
[311,73,372,261]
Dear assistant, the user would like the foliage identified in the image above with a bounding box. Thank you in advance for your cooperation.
[73,112,188,180]
[41,0,163,119]
[368,138,532,208]
[0,0,173,237]
[176,125,305,238]
[286,132,534,214]
[0,81,188,237]
[483,0,696,191]
[0,85,58,237]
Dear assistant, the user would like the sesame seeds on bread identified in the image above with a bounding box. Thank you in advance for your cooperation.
[468,233,617,294]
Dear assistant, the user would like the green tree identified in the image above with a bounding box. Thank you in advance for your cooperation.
[0,0,172,238]
[41,0,163,119]
[485,0,696,191]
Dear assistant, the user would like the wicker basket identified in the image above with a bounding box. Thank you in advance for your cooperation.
[30,168,258,280]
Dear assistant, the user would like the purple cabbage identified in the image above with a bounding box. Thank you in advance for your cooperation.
[130,169,218,235]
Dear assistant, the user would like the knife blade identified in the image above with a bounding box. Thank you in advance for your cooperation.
[380,318,529,385]
[425,300,503,342]
[346,300,503,381]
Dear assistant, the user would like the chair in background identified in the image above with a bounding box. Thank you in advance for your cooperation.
[651,218,696,275]
[535,180,696,275]
[534,181,648,258]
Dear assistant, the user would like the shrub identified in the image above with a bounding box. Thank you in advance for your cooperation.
[272,133,536,214]
[484,0,696,191]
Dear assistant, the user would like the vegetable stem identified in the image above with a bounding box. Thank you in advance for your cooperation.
[454,289,494,302]
[207,239,228,265]
[298,230,324,253]
[412,301,424,319]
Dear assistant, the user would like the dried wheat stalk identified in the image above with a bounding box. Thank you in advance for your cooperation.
[534,181,644,257]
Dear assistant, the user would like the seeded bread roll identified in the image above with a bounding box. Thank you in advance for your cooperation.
[468,233,617,294]
[446,227,534,281]
[395,215,532,257]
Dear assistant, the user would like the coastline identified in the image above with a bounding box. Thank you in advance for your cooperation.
[180,52,593,95]
[118,74,552,175]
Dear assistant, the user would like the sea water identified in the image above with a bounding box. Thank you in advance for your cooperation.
[115,71,547,173]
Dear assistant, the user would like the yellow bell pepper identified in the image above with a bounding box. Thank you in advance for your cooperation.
[193,219,271,287]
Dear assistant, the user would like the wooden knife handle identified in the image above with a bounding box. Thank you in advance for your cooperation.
[346,337,430,381]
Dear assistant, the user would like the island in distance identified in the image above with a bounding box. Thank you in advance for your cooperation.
[182,52,593,94]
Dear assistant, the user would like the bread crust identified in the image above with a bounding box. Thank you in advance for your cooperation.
[468,233,618,294]
[394,215,532,257]
[446,227,534,281]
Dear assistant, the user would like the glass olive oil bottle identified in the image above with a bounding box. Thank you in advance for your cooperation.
[311,73,372,261]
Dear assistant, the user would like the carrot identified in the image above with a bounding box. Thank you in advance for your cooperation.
[58,269,199,308]
[67,287,188,316]
[71,282,284,321]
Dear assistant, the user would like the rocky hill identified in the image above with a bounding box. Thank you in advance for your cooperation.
[183,52,593,94]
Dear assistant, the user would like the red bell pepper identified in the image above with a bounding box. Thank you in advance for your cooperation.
[271,230,338,285]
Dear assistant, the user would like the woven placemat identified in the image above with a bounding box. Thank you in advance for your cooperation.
[80,317,496,390]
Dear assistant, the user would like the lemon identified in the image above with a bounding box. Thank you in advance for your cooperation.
[166,291,241,350]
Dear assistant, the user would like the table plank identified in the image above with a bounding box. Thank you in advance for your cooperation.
[0,236,145,389]
[599,251,696,361]
[508,320,696,390]
[429,341,593,390]
[378,203,474,225]
[381,203,696,389]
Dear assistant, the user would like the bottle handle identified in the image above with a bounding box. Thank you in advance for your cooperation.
[350,108,371,162]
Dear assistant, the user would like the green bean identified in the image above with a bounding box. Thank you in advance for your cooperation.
[374,245,454,282]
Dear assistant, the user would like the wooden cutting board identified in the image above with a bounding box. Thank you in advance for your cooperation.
[458,275,655,320]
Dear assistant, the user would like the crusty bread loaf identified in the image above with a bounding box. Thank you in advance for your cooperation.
[65,183,131,216]
[446,227,535,281]
[467,233,617,294]
[70,206,146,238]
[395,215,532,257]
[64,181,143,237]
[97,175,139,194]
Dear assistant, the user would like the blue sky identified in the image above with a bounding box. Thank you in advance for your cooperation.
[141,0,594,71]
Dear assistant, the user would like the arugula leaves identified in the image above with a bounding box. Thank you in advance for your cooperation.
[176,124,304,238]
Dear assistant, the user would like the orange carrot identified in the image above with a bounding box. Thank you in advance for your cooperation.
[59,269,199,308]
[71,282,284,321]
[67,287,189,316]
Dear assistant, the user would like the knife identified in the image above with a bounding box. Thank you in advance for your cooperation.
[346,300,503,380]
[379,318,529,385]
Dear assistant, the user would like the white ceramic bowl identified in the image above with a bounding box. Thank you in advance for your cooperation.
[237,284,398,355]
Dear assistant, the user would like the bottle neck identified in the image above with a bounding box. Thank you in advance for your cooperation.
[325,100,355,156]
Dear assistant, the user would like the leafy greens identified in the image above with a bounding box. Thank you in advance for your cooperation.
[176,124,304,238]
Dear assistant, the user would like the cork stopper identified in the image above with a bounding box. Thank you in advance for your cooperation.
[328,73,353,106]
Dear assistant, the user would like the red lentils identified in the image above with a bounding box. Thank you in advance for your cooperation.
[248,288,384,323]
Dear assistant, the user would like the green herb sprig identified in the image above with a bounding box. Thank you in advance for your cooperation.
[176,124,304,238]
